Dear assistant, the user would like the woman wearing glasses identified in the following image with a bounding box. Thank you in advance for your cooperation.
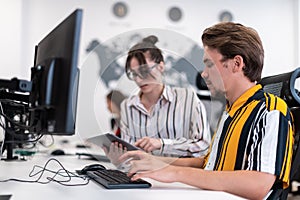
[120,35,211,157]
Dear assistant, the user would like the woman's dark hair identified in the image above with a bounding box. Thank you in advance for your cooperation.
[125,35,164,73]
[201,22,264,82]
[106,90,127,110]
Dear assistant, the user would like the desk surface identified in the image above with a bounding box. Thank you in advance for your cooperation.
[0,138,245,200]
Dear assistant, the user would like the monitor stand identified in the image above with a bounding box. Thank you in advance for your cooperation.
[0,78,31,161]
[0,103,29,161]
[1,131,19,161]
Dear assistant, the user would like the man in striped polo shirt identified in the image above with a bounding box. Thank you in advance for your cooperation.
[120,22,294,200]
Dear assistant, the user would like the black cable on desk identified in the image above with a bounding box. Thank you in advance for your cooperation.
[0,158,90,186]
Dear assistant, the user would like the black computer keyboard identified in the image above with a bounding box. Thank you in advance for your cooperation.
[86,169,152,189]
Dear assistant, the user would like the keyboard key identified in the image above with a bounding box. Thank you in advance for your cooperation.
[86,169,152,189]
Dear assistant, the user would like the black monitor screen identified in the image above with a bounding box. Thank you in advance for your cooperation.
[29,9,82,135]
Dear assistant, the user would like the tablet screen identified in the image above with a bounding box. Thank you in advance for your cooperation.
[86,133,139,151]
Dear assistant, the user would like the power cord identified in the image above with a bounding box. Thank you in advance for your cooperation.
[0,158,90,186]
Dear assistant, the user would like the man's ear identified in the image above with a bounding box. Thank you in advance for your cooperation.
[232,55,244,73]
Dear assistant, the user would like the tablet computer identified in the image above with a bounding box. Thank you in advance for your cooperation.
[86,133,139,151]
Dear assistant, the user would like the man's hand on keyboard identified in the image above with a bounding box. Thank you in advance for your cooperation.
[117,157,133,172]
[119,150,171,180]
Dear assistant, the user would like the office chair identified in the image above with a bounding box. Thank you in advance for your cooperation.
[259,67,300,199]
[195,71,210,101]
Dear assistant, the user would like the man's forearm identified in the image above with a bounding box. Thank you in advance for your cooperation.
[158,156,204,168]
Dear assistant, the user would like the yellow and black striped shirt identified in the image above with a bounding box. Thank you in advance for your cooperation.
[204,84,294,195]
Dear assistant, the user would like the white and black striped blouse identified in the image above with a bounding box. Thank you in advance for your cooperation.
[120,85,211,157]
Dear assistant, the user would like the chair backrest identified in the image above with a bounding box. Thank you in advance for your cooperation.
[195,71,211,101]
[259,67,300,199]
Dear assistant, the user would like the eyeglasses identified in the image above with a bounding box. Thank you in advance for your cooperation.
[126,63,159,80]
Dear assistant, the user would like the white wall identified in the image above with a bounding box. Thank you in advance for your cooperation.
[10,0,298,77]
[297,0,300,68]
[0,0,22,78]
[0,0,299,138]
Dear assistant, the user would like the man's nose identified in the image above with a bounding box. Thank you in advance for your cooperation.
[201,70,208,79]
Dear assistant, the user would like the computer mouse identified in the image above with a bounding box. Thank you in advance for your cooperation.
[51,149,65,156]
[80,164,106,175]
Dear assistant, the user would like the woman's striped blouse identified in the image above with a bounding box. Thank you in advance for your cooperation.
[120,85,211,157]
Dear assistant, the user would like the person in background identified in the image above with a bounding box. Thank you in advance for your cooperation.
[119,22,294,199]
[106,90,126,138]
[119,35,211,157]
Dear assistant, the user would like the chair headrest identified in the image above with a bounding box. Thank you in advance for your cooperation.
[259,68,300,108]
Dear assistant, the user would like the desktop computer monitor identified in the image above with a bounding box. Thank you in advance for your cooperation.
[29,9,82,136]
[0,9,83,160]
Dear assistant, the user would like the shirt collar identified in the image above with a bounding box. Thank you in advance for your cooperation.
[226,84,262,117]
[161,85,174,102]
[126,85,174,107]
